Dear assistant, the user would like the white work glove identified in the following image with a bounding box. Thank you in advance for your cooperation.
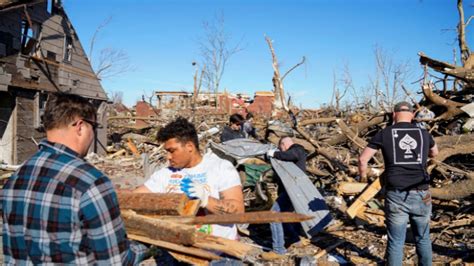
[266,148,277,157]
[180,178,210,207]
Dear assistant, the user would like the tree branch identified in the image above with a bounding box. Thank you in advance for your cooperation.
[281,56,306,81]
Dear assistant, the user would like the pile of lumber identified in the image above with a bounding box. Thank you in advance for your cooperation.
[117,192,313,264]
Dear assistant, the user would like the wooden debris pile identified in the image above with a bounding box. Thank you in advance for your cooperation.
[91,85,473,264]
[115,192,314,265]
[261,52,472,264]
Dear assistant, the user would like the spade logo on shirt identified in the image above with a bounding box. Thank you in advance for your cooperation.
[399,134,417,154]
[392,128,423,165]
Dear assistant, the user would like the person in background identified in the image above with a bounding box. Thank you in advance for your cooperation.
[242,112,258,139]
[220,113,246,142]
[266,136,307,255]
[358,101,438,266]
[2,93,147,265]
[133,117,244,264]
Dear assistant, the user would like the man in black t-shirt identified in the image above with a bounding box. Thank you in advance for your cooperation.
[358,101,438,266]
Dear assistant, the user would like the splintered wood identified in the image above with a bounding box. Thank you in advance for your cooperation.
[346,178,382,219]
[122,210,197,245]
[121,210,259,259]
[117,192,194,216]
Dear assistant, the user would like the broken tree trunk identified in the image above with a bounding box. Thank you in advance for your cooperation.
[431,178,474,200]
[422,83,465,121]
[433,134,474,163]
[325,115,386,146]
[299,117,338,126]
[419,52,474,83]
[117,192,196,216]
[265,35,289,113]
[335,118,368,149]
[295,126,349,171]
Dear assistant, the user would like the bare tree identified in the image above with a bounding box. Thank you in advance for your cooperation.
[265,36,306,115]
[109,91,123,104]
[457,0,472,65]
[88,16,112,61]
[95,48,133,79]
[88,17,134,80]
[191,61,205,113]
[370,45,411,110]
[198,11,243,105]
[330,69,348,113]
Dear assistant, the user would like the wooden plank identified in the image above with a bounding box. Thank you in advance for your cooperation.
[128,234,220,261]
[126,138,140,156]
[158,211,313,225]
[122,210,197,245]
[194,233,258,259]
[182,199,201,216]
[31,55,99,79]
[346,177,382,219]
[169,252,210,266]
[118,192,188,215]
[123,210,258,260]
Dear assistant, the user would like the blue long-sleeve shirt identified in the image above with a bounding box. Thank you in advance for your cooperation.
[2,140,147,265]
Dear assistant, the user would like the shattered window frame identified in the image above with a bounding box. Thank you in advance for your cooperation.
[20,19,40,55]
[63,35,73,62]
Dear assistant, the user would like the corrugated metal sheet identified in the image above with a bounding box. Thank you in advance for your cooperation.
[271,158,332,237]
[209,139,333,237]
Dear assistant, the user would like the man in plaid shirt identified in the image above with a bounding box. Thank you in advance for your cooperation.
[2,93,147,265]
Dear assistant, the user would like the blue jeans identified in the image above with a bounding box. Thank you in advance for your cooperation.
[270,192,299,254]
[385,189,432,266]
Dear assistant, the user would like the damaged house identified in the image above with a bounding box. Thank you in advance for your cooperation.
[0,0,107,165]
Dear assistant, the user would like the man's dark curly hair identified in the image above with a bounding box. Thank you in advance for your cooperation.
[157,117,199,149]
[229,113,244,125]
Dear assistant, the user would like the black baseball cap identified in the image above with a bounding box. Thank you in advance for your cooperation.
[394,101,414,112]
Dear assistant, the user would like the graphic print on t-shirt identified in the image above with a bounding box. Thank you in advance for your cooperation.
[165,170,209,193]
[392,128,424,165]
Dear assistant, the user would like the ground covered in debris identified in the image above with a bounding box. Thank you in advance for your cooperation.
[89,103,473,264]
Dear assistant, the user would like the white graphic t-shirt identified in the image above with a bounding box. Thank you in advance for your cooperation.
[144,152,242,240]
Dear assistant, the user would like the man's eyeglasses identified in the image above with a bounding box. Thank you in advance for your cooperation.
[71,119,103,130]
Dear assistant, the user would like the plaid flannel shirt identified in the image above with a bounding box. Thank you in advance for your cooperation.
[2,140,147,265]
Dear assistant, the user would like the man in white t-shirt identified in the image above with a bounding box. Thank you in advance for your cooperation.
[134,117,244,240]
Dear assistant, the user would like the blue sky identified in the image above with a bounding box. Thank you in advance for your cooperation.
[64,0,473,108]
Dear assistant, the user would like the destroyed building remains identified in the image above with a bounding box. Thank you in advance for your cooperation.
[0,0,107,165]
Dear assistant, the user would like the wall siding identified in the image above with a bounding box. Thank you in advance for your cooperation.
[15,93,45,164]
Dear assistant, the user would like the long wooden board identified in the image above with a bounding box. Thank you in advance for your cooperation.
[346,177,382,219]
[157,211,313,225]
[128,234,220,261]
